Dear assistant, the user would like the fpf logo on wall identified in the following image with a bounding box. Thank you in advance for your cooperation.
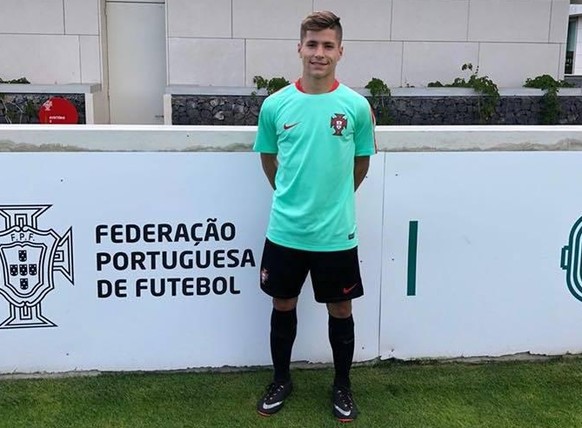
[561,216,582,302]
[0,205,74,329]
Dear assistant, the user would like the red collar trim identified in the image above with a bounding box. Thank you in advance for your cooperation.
[295,79,340,93]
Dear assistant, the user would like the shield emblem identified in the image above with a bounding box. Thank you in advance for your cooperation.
[0,205,75,329]
[0,227,58,307]
[1,244,44,297]
[330,113,348,136]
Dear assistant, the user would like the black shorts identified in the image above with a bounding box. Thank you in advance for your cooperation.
[259,239,364,303]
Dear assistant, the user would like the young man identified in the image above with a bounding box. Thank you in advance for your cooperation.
[253,10,376,422]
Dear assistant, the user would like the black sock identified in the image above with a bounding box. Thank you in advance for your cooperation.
[328,314,355,389]
[270,307,297,383]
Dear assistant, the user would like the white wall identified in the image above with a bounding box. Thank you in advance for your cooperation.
[0,0,572,124]
[0,0,102,85]
[0,0,109,122]
[167,0,569,88]
[380,151,582,359]
[0,125,582,373]
[0,0,571,88]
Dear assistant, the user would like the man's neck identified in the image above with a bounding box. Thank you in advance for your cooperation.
[299,76,338,94]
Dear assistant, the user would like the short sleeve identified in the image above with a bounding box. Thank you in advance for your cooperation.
[253,98,278,154]
[354,99,376,156]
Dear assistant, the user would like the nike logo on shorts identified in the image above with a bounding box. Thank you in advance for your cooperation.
[283,122,299,130]
[343,283,358,295]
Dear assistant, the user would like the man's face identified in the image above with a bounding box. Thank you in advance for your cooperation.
[298,28,343,80]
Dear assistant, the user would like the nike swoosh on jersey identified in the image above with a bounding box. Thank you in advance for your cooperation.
[262,401,283,410]
[283,122,299,130]
[342,283,358,294]
[334,404,352,417]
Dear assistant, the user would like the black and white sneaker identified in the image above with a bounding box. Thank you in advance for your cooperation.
[332,385,358,422]
[256,381,293,416]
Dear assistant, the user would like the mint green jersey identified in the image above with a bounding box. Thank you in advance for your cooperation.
[253,81,376,251]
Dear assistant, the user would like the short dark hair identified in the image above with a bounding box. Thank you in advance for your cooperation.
[300,11,342,43]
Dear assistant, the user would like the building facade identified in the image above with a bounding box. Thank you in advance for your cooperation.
[0,0,572,123]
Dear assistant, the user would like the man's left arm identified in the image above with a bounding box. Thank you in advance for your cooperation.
[353,98,376,191]
[354,156,370,191]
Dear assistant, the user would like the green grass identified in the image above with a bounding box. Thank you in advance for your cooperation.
[1,358,582,427]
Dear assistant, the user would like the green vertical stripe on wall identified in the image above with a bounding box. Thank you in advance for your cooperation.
[407,221,418,296]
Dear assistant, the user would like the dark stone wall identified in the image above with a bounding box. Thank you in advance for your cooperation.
[387,96,582,125]
[172,94,582,126]
[172,95,261,126]
[564,75,582,88]
[0,94,86,124]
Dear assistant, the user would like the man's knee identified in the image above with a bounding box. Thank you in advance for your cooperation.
[273,297,298,312]
[327,300,352,318]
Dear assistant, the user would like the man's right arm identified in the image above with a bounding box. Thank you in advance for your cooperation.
[260,153,278,190]
[254,96,279,190]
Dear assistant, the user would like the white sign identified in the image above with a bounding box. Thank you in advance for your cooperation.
[0,153,382,373]
[3,125,582,372]
[381,152,582,359]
